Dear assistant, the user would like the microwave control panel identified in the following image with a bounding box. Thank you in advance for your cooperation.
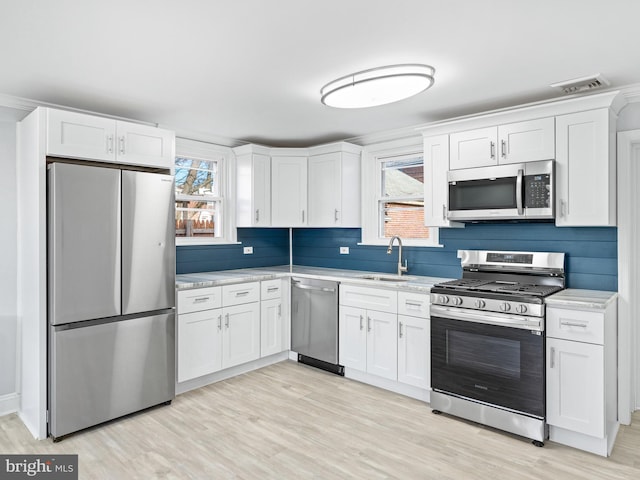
[524,174,551,208]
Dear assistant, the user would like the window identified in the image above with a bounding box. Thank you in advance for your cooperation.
[361,137,439,247]
[175,138,236,245]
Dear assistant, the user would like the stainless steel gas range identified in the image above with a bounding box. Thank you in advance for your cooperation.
[429,250,565,446]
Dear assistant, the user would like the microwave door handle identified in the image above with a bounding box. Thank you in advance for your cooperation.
[516,168,524,215]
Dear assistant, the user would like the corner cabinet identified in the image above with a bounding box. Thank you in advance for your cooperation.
[46,108,175,169]
[234,144,271,227]
[555,109,616,226]
[271,152,308,227]
[545,293,618,456]
[307,143,362,227]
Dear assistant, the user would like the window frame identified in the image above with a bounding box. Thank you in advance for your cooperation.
[360,136,441,247]
[175,138,237,246]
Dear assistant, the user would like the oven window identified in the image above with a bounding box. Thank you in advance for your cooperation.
[449,177,517,210]
[447,330,520,379]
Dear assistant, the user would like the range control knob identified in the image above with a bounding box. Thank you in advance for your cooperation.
[438,295,449,304]
[499,302,511,312]
[515,304,528,314]
[474,299,486,309]
[452,297,463,306]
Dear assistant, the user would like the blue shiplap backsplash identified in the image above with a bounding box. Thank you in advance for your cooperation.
[177,224,617,291]
[292,225,617,291]
[176,228,290,274]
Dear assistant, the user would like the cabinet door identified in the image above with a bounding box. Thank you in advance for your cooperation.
[555,109,614,226]
[397,315,430,389]
[449,127,497,169]
[261,298,283,357]
[271,156,307,227]
[497,117,555,165]
[116,121,175,169]
[546,337,604,437]
[424,134,461,228]
[222,302,261,369]
[177,309,222,382]
[366,310,398,380]
[308,152,341,226]
[339,306,367,371]
[46,109,116,162]
[252,154,271,226]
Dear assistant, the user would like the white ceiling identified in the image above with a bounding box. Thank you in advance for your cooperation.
[1,0,640,147]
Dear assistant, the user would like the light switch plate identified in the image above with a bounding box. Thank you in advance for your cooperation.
[243,246,253,254]
[339,247,349,254]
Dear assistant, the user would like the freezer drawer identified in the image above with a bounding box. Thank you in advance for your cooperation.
[49,312,175,439]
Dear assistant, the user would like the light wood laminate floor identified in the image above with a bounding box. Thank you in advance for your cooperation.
[1,361,639,479]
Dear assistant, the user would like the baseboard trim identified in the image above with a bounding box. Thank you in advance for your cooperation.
[0,393,19,417]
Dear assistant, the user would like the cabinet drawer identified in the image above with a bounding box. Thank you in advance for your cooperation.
[261,279,282,300]
[177,286,222,314]
[339,284,397,313]
[547,307,604,345]
[222,282,260,306]
[397,291,430,317]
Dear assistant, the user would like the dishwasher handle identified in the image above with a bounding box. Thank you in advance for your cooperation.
[291,281,336,293]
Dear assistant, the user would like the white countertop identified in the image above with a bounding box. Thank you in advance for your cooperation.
[545,288,618,309]
[176,265,452,293]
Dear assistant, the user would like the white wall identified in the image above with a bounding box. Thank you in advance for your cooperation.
[0,119,17,398]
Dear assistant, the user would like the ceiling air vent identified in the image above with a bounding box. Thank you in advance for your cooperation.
[550,74,609,94]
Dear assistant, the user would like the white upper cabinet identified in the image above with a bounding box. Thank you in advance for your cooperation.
[47,109,116,162]
[423,134,462,228]
[449,127,497,169]
[234,145,271,227]
[271,154,308,227]
[497,117,555,165]
[449,118,555,170]
[307,143,361,227]
[46,108,174,169]
[555,109,616,226]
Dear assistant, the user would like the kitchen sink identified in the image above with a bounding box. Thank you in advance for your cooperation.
[359,274,409,282]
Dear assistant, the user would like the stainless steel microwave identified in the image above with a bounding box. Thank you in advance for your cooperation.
[447,160,554,221]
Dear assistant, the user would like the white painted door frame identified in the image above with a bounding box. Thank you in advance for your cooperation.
[617,129,640,424]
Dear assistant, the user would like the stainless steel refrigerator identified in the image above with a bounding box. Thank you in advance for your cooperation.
[47,162,175,440]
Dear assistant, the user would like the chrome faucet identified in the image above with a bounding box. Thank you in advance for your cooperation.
[387,236,408,276]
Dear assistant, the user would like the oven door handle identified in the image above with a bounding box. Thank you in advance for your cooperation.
[430,305,542,331]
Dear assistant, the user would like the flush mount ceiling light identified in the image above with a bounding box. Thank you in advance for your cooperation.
[320,64,435,108]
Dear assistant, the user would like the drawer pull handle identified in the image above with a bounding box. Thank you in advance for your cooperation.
[560,320,588,328]
[405,301,423,307]
[235,291,250,297]
[193,297,210,303]
[267,287,279,292]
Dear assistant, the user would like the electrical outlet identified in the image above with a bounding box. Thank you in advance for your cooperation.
[339,247,349,254]
[243,246,253,254]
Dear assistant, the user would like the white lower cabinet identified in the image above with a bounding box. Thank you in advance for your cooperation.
[177,308,223,382]
[339,305,397,380]
[397,314,430,389]
[545,296,617,456]
[261,298,283,357]
[177,282,261,383]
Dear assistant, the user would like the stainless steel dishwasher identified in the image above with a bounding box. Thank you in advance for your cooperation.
[291,277,344,375]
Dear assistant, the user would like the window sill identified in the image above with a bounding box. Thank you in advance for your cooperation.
[176,238,241,247]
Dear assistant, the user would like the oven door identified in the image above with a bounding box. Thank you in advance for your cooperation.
[431,309,545,418]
